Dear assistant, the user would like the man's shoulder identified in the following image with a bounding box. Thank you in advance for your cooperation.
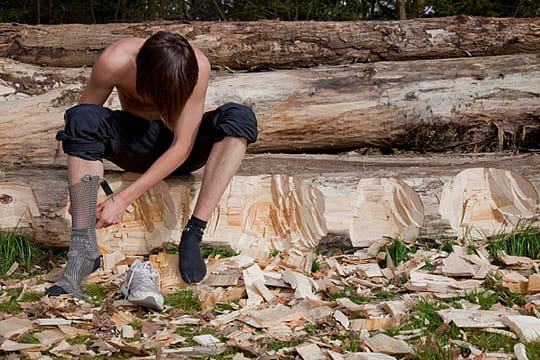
[95,38,145,76]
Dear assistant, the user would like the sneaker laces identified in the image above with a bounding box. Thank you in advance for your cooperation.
[124,261,161,297]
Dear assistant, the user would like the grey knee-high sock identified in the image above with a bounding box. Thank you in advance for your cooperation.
[54,175,101,298]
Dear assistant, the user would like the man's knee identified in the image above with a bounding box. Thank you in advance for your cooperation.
[56,104,113,161]
[213,102,258,145]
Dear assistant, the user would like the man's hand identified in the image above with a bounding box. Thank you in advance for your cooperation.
[96,194,129,228]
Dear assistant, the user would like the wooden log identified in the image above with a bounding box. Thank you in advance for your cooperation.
[0,153,538,253]
[0,16,538,68]
[1,54,539,162]
[439,168,538,240]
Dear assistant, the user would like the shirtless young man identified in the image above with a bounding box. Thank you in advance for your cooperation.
[46,32,257,309]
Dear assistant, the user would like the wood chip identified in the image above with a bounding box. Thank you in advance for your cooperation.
[364,334,412,355]
[501,270,529,294]
[438,309,515,328]
[503,315,540,343]
[498,253,535,269]
[350,318,395,331]
[334,310,350,330]
[243,263,273,305]
[149,252,186,293]
[439,253,476,277]
[345,354,397,360]
[295,342,327,360]
[34,329,65,346]
[381,301,409,317]
[0,340,43,352]
[0,317,34,339]
[241,304,306,328]
[122,325,134,339]
[528,274,540,293]
[192,334,222,346]
[514,343,529,360]
[282,270,318,300]
[35,318,72,326]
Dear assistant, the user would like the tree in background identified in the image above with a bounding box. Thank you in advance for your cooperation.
[0,0,538,24]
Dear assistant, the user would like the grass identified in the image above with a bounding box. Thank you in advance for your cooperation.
[484,274,526,307]
[323,286,369,304]
[19,333,40,344]
[83,283,112,306]
[449,289,499,310]
[19,292,44,303]
[0,230,43,275]
[264,338,304,351]
[311,259,320,273]
[379,238,418,267]
[201,246,237,258]
[487,223,540,259]
[467,332,517,353]
[375,290,399,299]
[0,288,23,314]
[164,289,201,311]
[68,335,96,345]
[526,342,540,360]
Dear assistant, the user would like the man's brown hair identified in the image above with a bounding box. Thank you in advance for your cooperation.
[136,31,199,129]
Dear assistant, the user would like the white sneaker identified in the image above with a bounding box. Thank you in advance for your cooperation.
[121,260,164,311]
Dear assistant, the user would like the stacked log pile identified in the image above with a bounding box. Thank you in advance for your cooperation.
[0,16,539,359]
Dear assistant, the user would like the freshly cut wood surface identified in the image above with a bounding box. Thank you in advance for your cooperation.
[348,178,424,247]
[439,168,538,239]
[1,16,538,68]
[0,153,538,251]
[1,54,540,163]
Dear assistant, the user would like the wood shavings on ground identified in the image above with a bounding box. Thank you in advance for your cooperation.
[0,234,539,359]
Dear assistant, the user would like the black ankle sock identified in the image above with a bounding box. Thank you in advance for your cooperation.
[188,215,207,231]
[178,215,207,283]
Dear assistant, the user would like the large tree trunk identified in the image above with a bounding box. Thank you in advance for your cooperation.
[0,54,538,164]
[0,153,538,253]
[0,16,538,69]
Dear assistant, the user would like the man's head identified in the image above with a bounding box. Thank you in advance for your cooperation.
[136,31,199,129]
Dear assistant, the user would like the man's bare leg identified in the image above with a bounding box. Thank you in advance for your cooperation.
[47,156,103,297]
[179,137,247,283]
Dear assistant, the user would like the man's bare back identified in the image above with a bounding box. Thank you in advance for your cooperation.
[81,37,209,123]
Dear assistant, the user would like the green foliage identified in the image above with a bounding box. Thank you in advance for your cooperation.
[20,292,44,303]
[487,223,540,259]
[0,288,23,314]
[375,290,399,299]
[324,286,369,304]
[411,336,453,360]
[450,289,499,310]
[0,230,42,275]
[0,0,537,24]
[200,246,237,259]
[19,333,40,344]
[311,259,321,273]
[526,342,540,360]
[129,320,142,330]
[380,238,418,267]
[83,284,110,306]
[264,338,304,351]
[467,332,517,353]
[269,249,281,257]
[68,335,96,345]
[164,289,201,311]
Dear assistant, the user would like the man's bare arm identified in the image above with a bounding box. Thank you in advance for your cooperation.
[96,52,211,227]
[79,45,123,105]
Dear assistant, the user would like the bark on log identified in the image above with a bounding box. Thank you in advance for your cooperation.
[0,153,538,253]
[1,54,539,162]
[0,16,539,69]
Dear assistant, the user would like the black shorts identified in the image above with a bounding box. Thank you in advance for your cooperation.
[56,103,257,175]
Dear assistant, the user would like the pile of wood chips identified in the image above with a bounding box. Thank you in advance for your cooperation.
[0,240,539,360]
